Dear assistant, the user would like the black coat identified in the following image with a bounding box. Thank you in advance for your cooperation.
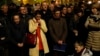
[40,9,52,24]
[19,14,32,32]
[0,16,10,48]
[77,15,88,43]
[8,22,26,46]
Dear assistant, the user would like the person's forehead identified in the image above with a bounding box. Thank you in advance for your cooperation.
[42,2,48,5]
[14,15,19,17]
[55,11,60,13]
[1,6,8,9]
[50,4,54,6]
[92,8,97,10]
[63,7,67,10]
[37,4,41,6]
[75,42,80,46]
[36,14,41,15]
[20,7,25,9]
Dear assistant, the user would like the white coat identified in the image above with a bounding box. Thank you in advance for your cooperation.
[29,18,49,56]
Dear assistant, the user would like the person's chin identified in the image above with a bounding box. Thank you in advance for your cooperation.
[76,51,80,53]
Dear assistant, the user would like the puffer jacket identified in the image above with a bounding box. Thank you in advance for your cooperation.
[85,14,100,51]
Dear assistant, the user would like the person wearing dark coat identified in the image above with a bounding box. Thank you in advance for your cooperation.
[19,6,32,56]
[19,6,32,32]
[65,6,75,55]
[48,9,67,56]
[8,14,26,56]
[0,4,10,56]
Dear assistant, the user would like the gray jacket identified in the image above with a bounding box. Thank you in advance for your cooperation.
[48,18,67,43]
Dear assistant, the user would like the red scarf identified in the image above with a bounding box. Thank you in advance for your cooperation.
[36,26,43,50]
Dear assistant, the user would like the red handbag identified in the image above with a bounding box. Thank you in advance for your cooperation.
[26,33,37,48]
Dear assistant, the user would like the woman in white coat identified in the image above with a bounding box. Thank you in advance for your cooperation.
[29,10,49,56]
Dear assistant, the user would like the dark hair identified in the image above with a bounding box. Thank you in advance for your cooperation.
[35,3,40,6]
[10,14,21,24]
[91,6,98,10]
[61,6,67,10]
[12,13,20,18]
[75,40,85,46]
[76,9,83,14]
[34,10,41,16]
[53,9,61,14]
[51,1,55,4]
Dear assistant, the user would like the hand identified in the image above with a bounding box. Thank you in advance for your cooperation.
[58,40,63,45]
[20,43,24,47]
[0,37,5,40]
[38,22,41,26]
[73,30,78,36]
[17,43,23,47]
[36,20,41,26]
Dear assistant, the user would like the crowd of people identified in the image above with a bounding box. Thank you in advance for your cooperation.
[0,1,100,56]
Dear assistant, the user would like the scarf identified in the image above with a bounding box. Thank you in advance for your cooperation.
[36,26,43,50]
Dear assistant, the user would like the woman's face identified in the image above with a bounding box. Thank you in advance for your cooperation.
[91,8,98,14]
[75,43,84,53]
[13,15,20,24]
[35,14,41,20]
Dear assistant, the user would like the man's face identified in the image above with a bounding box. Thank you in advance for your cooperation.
[20,7,27,14]
[49,4,55,11]
[13,15,20,24]
[62,7,67,14]
[42,2,48,10]
[67,7,72,13]
[1,5,8,13]
[54,11,61,19]
[36,4,41,10]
